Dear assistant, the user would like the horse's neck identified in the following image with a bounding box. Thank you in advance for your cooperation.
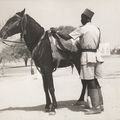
[24,15,44,52]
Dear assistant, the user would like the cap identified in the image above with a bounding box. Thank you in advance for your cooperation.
[82,8,94,19]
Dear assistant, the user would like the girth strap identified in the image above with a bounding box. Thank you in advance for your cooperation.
[81,49,97,52]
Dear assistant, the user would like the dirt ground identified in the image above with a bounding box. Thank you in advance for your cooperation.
[0,55,120,120]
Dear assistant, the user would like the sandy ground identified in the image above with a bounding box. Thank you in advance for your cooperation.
[0,55,120,120]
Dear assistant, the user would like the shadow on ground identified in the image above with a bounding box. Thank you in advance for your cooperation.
[0,100,86,113]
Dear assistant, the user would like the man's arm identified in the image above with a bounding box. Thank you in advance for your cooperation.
[56,31,72,40]
[50,27,72,40]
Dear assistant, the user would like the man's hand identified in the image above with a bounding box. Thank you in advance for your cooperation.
[50,27,57,34]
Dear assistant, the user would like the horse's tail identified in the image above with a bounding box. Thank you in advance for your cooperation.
[71,64,74,74]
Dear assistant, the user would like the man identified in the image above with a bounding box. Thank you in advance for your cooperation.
[51,8,104,115]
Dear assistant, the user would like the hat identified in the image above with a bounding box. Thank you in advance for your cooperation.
[82,8,94,19]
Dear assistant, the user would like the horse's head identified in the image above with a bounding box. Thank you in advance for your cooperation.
[0,9,26,39]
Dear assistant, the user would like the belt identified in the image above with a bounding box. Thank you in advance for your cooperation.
[81,49,97,52]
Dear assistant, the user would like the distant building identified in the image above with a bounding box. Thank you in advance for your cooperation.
[99,43,111,56]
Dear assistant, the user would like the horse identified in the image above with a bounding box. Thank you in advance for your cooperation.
[0,9,85,114]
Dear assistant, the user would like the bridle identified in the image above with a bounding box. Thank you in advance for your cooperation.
[1,14,26,46]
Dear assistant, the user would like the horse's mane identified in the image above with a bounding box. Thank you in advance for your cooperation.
[24,14,45,51]
[24,15,52,66]
[26,14,44,36]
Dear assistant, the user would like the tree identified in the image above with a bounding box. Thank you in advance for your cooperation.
[1,39,31,66]
[13,43,31,66]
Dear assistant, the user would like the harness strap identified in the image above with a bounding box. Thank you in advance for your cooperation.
[81,49,97,52]
[97,27,101,49]
[31,30,46,58]
[20,15,27,40]
[18,14,46,74]
[30,30,46,74]
[1,39,25,44]
[1,40,13,47]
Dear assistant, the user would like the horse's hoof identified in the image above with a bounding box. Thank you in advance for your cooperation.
[48,103,56,115]
[49,111,56,115]
[54,104,58,109]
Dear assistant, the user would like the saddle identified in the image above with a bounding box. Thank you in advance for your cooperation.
[48,31,76,70]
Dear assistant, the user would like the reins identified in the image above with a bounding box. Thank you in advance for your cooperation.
[31,30,46,74]
[1,39,25,44]
[31,30,46,58]
[0,38,25,49]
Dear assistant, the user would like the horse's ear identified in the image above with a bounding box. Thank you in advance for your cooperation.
[16,8,25,17]
[21,8,25,16]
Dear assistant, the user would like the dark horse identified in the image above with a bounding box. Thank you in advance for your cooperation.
[0,9,85,114]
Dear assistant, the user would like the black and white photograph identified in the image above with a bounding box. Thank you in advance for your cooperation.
[0,0,120,119]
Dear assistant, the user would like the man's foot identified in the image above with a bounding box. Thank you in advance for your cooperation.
[85,107,102,115]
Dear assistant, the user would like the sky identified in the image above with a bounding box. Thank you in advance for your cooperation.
[0,0,120,48]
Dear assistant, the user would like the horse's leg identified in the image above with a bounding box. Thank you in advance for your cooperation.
[76,80,87,105]
[73,55,87,105]
[74,66,87,104]
[46,72,57,113]
[42,74,51,112]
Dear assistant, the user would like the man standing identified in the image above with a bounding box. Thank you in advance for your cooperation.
[51,8,104,114]
[69,8,104,115]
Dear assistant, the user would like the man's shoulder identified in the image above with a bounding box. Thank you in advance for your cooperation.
[89,22,99,28]
[87,23,100,31]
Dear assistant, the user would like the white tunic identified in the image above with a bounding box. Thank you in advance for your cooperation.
[70,22,104,65]
[69,22,104,79]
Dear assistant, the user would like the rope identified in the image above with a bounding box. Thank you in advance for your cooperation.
[31,31,46,58]
[30,31,46,75]
[2,39,25,44]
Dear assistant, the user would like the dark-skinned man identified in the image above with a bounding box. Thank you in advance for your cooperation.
[51,8,104,115]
